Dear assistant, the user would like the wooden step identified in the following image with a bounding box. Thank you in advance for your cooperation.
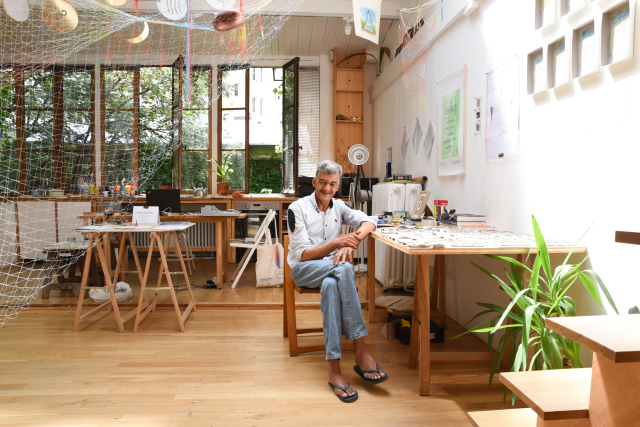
[500,369,591,421]
[546,315,640,363]
[467,408,537,427]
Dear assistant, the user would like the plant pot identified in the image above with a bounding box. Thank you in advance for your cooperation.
[159,185,170,190]
[217,183,231,195]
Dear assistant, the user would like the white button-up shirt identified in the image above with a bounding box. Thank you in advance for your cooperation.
[286,191,377,269]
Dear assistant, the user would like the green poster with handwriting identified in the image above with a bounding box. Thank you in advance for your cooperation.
[441,88,461,160]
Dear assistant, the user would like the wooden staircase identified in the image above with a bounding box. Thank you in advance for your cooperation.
[467,315,640,427]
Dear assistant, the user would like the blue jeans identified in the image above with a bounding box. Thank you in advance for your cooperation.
[291,260,368,360]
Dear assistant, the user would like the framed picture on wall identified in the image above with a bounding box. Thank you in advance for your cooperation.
[411,191,431,219]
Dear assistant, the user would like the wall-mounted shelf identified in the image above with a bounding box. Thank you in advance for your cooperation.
[572,19,598,78]
[527,48,546,94]
[600,0,635,67]
[548,36,570,88]
[333,47,365,175]
[536,0,557,30]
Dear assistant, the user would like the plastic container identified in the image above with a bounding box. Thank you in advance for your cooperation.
[80,181,89,195]
[388,312,447,345]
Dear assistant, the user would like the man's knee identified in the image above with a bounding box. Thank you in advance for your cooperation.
[336,262,355,280]
[320,276,339,295]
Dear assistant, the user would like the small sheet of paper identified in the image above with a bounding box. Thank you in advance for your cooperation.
[423,120,435,158]
[401,127,410,158]
[412,118,423,153]
[132,206,159,225]
[152,223,191,231]
[74,225,112,231]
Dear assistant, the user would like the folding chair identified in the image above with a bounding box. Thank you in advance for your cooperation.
[229,210,277,289]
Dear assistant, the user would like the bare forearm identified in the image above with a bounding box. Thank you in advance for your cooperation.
[300,240,338,261]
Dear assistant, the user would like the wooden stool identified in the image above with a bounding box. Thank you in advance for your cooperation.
[282,235,355,357]
[159,231,196,276]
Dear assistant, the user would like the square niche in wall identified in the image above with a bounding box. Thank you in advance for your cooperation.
[601,0,635,66]
[536,0,557,30]
[527,48,546,94]
[572,20,598,78]
[561,0,586,17]
[548,37,570,88]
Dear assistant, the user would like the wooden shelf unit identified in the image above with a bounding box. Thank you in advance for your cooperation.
[333,48,365,175]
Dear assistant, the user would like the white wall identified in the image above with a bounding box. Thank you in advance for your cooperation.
[371,0,640,356]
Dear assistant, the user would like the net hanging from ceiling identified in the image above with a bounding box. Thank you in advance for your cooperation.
[0,0,303,327]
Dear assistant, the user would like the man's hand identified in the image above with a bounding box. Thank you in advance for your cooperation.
[333,247,354,265]
[353,222,376,241]
[333,233,360,250]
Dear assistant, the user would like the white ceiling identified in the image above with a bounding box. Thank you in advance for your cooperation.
[262,17,396,56]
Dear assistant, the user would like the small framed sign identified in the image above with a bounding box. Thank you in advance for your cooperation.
[410,191,431,219]
[132,206,160,225]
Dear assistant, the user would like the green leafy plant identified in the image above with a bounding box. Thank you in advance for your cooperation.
[212,152,242,184]
[455,216,618,401]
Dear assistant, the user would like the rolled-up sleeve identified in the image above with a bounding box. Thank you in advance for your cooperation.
[287,204,312,261]
[340,203,377,230]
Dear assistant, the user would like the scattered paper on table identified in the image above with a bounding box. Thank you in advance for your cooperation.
[424,120,435,158]
[412,118,422,153]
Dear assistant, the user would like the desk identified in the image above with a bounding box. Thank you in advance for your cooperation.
[73,223,197,333]
[367,229,585,396]
[78,213,247,289]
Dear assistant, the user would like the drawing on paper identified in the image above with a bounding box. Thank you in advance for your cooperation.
[441,89,461,160]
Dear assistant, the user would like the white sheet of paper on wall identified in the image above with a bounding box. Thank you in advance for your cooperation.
[401,127,409,158]
[424,120,435,158]
[579,27,595,76]
[611,9,631,63]
[554,41,566,86]
[412,118,423,153]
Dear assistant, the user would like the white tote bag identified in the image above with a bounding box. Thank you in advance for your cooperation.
[255,218,284,287]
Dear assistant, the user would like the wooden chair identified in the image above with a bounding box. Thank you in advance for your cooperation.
[282,235,354,357]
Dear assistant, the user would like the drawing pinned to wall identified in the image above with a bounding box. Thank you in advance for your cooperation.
[412,118,423,153]
[579,26,596,76]
[352,0,382,44]
[610,8,631,63]
[424,120,435,158]
[486,57,520,160]
[436,65,467,177]
[401,127,410,158]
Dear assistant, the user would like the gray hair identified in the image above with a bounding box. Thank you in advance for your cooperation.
[315,160,343,178]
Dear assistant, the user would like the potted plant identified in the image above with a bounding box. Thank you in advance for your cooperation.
[212,152,241,195]
[454,216,618,403]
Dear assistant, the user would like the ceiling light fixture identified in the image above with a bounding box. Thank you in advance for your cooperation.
[344,16,353,35]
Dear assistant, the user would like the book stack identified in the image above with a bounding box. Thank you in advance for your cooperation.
[444,214,489,229]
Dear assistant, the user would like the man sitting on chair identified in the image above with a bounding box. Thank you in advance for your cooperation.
[287,160,387,403]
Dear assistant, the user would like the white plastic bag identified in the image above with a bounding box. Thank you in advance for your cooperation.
[255,243,284,287]
[89,281,133,303]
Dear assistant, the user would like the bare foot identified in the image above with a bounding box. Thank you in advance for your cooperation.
[328,360,357,399]
[354,339,386,381]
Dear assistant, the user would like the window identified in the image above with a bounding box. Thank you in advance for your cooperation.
[0,68,17,191]
[103,67,135,186]
[0,66,94,193]
[298,68,320,177]
[251,97,263,114]
[218,64,302,194]
[102,63,212,192]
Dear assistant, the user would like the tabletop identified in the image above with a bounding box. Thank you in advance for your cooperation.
[370,229,587,255]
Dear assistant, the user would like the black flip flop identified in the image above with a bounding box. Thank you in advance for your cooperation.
[353,364,389,384]
[328,382,358,403]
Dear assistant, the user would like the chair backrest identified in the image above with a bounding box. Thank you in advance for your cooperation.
[283,234,292,289]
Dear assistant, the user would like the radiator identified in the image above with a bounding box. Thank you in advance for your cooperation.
[383,248,417,290]
[133,223,216,250]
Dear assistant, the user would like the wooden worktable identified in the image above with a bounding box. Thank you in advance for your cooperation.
[367,229,586,396]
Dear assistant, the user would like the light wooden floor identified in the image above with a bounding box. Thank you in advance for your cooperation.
[17,257,390,308]
[0,309,525,427]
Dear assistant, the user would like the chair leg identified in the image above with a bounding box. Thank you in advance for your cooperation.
[283,282,288,338]
[285,274,298,356]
